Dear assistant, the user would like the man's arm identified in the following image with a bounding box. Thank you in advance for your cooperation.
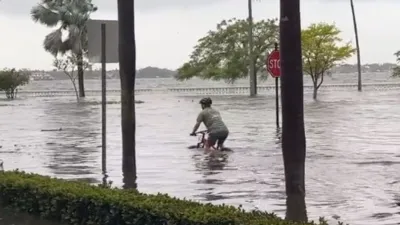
[191,122,201,134]
[191,112,203,134]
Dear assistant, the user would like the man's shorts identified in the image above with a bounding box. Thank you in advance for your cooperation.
[208,130,229,147]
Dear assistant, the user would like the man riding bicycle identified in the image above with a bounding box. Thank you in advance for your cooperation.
[190,97,229,151]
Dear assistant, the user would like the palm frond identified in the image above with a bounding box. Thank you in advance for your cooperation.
[44,29,63,56]
[66,24,82,53]
[31,4,60,27]
[59,39,74,55]
[65,9,83,25]
[43,0,65,9]
[61,1,92,27]
[33,0,97,56]
[58,5,73,25]
[68,24,81,43]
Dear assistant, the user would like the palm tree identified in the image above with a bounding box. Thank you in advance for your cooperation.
[350,0,362,91]
[31,0,97,97]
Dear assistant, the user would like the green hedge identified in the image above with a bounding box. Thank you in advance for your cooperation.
[0,170,326,225]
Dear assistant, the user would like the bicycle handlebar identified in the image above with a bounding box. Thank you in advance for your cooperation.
[196,130,208,134]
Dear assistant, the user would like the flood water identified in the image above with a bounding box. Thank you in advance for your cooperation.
[1,74,400,225]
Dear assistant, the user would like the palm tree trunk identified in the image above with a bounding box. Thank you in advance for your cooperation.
[351,0,362,92]
[280,0,307,222]
[118,0,137,189]
[77,51,85,97]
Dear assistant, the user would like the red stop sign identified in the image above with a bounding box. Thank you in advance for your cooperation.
[267,50,280,78]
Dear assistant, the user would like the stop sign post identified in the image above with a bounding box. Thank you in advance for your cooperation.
[266,43,280,128]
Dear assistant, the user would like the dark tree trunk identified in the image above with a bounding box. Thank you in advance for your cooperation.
[77,51,85,97]
[313,82,318,100]
[286,194,307,222]
[280,0,307,222]
[117,0,137,189]
[253,69,257,94]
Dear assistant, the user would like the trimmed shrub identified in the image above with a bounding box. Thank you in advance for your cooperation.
[0,170,325,225]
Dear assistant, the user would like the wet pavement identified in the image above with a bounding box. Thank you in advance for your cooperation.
[1,75,400,225]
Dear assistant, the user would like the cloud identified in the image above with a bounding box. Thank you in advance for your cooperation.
[106,0,227,11]
[0,0,228,16]
[1,0,397,16]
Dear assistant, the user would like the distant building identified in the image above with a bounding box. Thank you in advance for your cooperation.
[29,72,54,81]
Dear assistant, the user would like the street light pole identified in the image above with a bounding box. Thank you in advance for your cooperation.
[350,0,362,92]
[248,0,256,96]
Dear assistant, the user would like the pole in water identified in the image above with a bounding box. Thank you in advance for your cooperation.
[101,23,107,177]
[274,43,280,129]
[350,0,362,92]
[275,77,279,128]
[248,0,256,96]
[280,0,307,221]
[118,0,138,189]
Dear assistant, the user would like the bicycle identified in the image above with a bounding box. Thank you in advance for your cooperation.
[188,130,232,152]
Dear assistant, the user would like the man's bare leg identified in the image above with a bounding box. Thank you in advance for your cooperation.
[217,140,225,150]
[203,138,210,152]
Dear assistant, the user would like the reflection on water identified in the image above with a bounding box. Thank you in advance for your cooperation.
[275,128,282,144]
[123,170,138,189]
[1,85,400,224]
[192,151,231,201]
[42,99,101,183]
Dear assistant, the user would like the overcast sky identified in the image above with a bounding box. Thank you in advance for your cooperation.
[0,0,399,70]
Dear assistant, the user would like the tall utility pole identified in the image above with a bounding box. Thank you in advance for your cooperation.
[280,0,307,222]
[248,0,257,96]
[351,0,362,92]
[117,0,137,189]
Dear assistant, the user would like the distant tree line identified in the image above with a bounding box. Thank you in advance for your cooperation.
[25,67,177,80]
[331,63,396,74]
[24,63,396,82]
